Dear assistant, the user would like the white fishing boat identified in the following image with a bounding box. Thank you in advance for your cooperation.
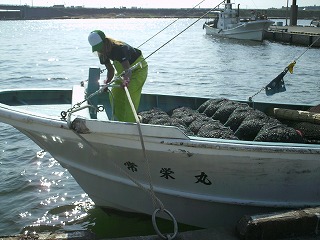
[0,67,320,233]
[311,19,320,27]
[203,1,274,41]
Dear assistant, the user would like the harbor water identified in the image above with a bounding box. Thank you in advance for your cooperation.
[0,18,319,238]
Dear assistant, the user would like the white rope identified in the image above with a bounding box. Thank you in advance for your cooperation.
[124,86,164,210]
[124,86,178,239]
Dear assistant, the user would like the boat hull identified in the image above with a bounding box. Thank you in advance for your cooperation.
[15,120,320,228]
[1,89,320,228]
[204,20,274,41]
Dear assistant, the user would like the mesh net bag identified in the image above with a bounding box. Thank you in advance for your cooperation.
[234,111,278,141]
[213,102,249,124]
[235,118,267,141]
[146,114,194,136]
[201,99,229,117]
[148,115,171,125]
[171,106,195,117]
[197,98,225,113]
[287,121,320,141]
[254,122,305,143]
[170,107,200,126]
[188,116,216,135]
[170,118,194,136]
[224,106,253,131]
[139,108,168,124]
[197,121,238,140]
[140,98,318,143]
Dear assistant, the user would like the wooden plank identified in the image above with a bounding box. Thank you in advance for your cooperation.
[268,108,320,124]
[236,207,320,240]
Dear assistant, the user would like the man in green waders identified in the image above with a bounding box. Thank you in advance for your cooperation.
[88,30,148,122]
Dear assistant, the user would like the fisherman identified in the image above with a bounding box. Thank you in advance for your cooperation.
[250,10,256,21]
[88,30,148,122]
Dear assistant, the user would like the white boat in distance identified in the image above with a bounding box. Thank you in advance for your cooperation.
[203,1,274,41]
[311,19,320,27]
[1,68,320,230]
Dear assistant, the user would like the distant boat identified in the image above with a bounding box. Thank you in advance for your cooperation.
[311,19,320,27]
[203,1,274,41]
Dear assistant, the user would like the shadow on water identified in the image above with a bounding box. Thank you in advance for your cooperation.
[204,34,268,47]
[21,204,200,239]
[87,207,201,239]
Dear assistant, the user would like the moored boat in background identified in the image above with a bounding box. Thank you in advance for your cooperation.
[311,19,320,27]
[203,1,274,41]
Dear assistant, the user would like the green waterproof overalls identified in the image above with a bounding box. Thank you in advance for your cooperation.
[100,43,148,122]
[112,55,148,122]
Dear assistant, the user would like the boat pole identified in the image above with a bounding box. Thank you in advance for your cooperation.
[290,0,298,26]
[86,67,100,119]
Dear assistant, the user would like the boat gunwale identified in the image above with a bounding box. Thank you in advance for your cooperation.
[1,88,320,153]
[1,105,320,155]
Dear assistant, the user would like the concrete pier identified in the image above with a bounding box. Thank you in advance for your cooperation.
[265,25,320,47]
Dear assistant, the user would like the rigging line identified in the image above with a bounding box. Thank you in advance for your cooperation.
[137,0,207,49]
[249,0,258,9]
[248,35,320,102]
[87,1,226,106]
[143,0,227,61]
[294,35,320,62]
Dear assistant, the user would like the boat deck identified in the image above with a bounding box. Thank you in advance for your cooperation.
[14,104,70,118]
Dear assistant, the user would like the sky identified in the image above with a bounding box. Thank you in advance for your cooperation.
[0,0,319,9]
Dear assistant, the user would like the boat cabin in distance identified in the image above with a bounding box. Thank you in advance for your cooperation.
[203,0,274,41]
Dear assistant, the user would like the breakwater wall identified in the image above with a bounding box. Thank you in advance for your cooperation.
[0,5,319,20]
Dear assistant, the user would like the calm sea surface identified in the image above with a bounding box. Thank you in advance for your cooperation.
[0,18,319,237]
